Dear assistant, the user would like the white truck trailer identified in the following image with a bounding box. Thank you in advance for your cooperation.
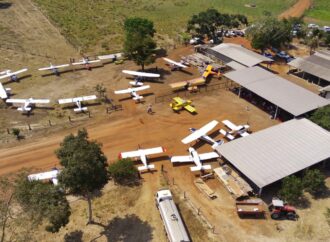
[155,189,191,242]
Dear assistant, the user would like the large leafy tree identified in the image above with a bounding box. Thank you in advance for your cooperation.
[303,169,326,195]
[187,9,247,42]
[309,105,330,131]
[56,129,108,224]
[15,176,70,233]
[124,17,156,70]
[247,17,292,51]
[279,175,303,203]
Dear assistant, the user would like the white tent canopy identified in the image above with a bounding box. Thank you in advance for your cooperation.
[216,118,330,191]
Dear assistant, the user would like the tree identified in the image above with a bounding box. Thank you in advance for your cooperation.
[94,83,107,98]
[325,208,330,226]
[246,17,292,51]
[124,17,156,70]
[309,105,330,131]
[303,169,326,195]
[187,9,248,43]
[108,158,139,185]
[55,129,108,224]
[279,175,303,203]
[14,175,70,233]
[179,32,191,46]
[11,128,20,140]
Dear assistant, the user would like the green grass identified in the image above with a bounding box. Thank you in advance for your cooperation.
[305,0,330,25]
[33,0,296,52]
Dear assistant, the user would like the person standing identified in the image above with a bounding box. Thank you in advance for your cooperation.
[147,104,153,114]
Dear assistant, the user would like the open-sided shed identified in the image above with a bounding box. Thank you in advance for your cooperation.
[224,66,330,117]
[215,118,330,194]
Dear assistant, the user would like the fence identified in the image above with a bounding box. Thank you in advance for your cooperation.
[155,79,234,104]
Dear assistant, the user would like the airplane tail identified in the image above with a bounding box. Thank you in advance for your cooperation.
[138,164,155,171]
[74,107,87,112]
[211,140,224,149]
[190,165,212,172]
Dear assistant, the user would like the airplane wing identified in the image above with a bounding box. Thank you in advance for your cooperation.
[6,99,26,104]
[39,64,69,71]
[81,95,97,101]
[122,70,160,78]
[120,150,142,159]
[114,88,132,94]
[72,61,84,66]
[183,105,196,113]
[12,68,28,75]
[181,120,219,144]
[171,155,194,163]
[142,147,165,156]
[132,85,150,92]
[88,60,101,64]
[30,99,50,104]
[222,120,238,131]
[198,152,219,161]
[98,53,122,60]
[163,58,187,68]
[0,83,8,99]
[58,98,74,104]
[28,170,59,181]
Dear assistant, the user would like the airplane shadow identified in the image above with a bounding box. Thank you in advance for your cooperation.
[72,65,104,72]
[2,74,32,85]
[41,69,74,77]
[179,69,193,76]
[0,2,12,9]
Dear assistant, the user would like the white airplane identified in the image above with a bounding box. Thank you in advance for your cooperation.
[0,68,28,82]
[114,85,150,101]
[163,57,188,71]
[181,120,224,149]
[122,70,160,86]
[219,119,250,140]
[72,58,101,70]
[58,95,97,112]
[6,98,50,112]
[0,82,11,99]
[38,63,70,76]
[171,147,219,172]
[28,169,60,186]
[119,146,166,171]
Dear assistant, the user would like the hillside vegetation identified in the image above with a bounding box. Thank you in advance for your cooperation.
[33,0,296,52]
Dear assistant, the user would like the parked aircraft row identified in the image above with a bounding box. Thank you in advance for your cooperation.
[6,95,97,113]
[29,119,250,185]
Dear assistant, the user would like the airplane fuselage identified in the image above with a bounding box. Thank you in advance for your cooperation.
[189,147,202,168]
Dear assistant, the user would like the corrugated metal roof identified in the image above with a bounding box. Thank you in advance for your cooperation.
[211,43,272,67]
[226,61,247,70]
[288,55,330,83]
[224,66,330,116]
[216,118,330,188]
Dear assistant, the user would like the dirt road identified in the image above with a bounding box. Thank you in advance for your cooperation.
[279,0,312,19]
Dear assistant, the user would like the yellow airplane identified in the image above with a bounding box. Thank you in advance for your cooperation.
[170,97,196,113]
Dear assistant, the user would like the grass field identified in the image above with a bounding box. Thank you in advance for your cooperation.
[305,0,330,25]
[33,0,296,52]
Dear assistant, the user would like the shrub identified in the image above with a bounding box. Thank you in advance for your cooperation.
[303,169,326,195]
[279,175,303,203]
[108,158,139,185]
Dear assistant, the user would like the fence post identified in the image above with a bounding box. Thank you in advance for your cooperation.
[88,111,91,118]
[7,128,10,134]
[197,207,201,215]
[68,116,72,122]
[183,191,186,200]
[48,120,52,126]
[28,123,31,130]
[172,178,175,185]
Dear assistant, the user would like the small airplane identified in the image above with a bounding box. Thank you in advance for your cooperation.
[181,120,224,149]
[114,85,150,101]
[119,146,166,171]
[170,97,196,113]
[0,68,28,82]
[6,97,50,112]
[28,168,60,185]
[72,58,101,70]
[163,57,188,71]
[0,82,11,99]
[122,70,160,86]
[38,63,70,76]
[58,95,97,112]
[171,147,219,172]
[219,119,250,140]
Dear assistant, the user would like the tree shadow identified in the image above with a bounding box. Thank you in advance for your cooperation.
[64,230,83,242]
[294,196,311,209]
[91,214,153,242]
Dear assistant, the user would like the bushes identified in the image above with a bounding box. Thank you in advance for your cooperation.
[108,159,139,185]
[279,169,327,203]
[309,105,330,131]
